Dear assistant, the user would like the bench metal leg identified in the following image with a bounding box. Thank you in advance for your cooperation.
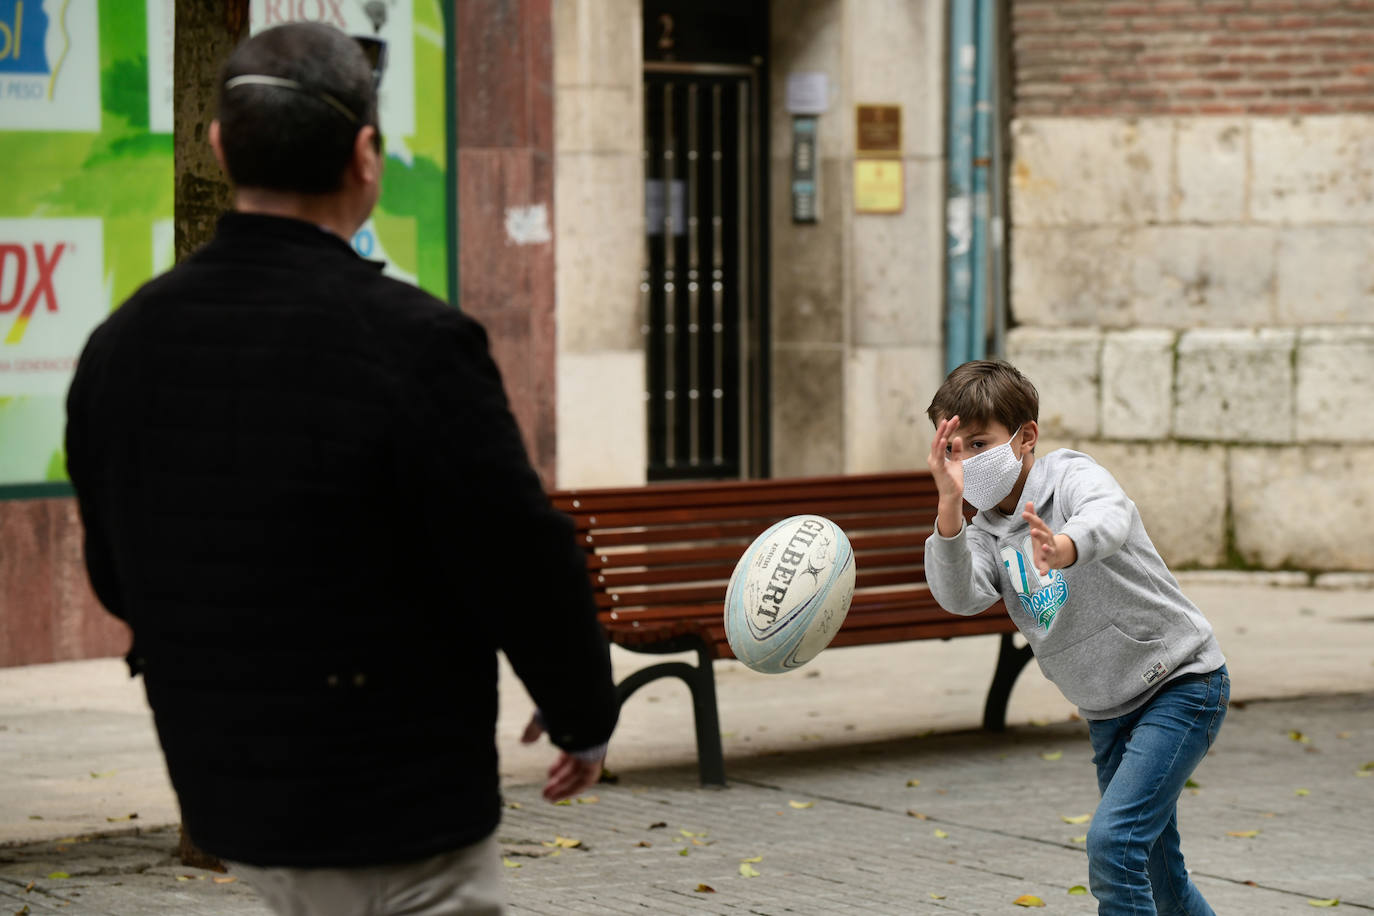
[614,639,726,787]
[982,632,1035,731]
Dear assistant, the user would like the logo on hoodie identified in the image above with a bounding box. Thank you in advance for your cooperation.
[1001,535,1068,630]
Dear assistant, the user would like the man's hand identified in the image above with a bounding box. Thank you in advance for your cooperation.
[1022,501,1077,576]
[520,713,604,803]
[929,415,966,537]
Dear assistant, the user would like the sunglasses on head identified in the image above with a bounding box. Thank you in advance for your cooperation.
[224,35,388,125]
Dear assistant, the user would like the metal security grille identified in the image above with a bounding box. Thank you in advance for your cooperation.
[643,64,765,481]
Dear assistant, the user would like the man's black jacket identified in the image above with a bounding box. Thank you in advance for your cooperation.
[65,213,618,867]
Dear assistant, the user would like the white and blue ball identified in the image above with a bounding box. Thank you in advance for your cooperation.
[724,515,856,674]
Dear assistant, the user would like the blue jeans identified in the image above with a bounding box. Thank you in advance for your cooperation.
[1086,665,1229,916]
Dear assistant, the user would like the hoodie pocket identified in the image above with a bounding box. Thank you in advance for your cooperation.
[1035,624,1172,712]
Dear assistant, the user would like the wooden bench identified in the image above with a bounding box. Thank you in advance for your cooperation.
[549,470,1034,786]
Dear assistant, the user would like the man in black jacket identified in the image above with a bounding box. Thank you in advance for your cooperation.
[65,23,617,915]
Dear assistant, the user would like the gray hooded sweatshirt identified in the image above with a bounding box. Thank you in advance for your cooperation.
[924,449,1225,720]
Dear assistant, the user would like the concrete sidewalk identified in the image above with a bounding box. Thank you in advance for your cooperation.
[1,574,1372,913]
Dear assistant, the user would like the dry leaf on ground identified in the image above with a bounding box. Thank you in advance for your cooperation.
[739,863,761,878]
[907,810,928,819]
[1228,829,1261,838]
[695,884,715,893]
[933,829,949,839]
[1068,885,1088,895]
[501,858,521,869]
[1061,814,1092,824]
[1014,894,1046,907]
[1040,751,1063,761]
[212,876,237,885]
[1307,899,1339,907]
[906,778,921,787]
[788,800,814,809]
[740,856,763,863]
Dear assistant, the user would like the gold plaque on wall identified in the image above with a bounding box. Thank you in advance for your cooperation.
[855,159,904,214]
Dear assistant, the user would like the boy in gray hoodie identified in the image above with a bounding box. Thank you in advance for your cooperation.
[923,360,1228,916]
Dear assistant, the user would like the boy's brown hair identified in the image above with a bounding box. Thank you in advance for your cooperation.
[926,359,1039,431]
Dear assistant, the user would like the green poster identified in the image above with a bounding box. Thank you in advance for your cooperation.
[0,0,451,489]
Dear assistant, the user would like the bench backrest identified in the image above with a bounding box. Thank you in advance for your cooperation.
[550,471,1014,657]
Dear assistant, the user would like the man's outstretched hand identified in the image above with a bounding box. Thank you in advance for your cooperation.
[520,714,604,803]
[1022,501,1077,576]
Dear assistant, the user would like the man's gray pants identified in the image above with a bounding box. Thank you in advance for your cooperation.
[230,834,504,916]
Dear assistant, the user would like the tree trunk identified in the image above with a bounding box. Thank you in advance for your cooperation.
[172,0,248,869]
[174,0,248,262]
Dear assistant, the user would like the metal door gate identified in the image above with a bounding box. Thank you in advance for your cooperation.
[642,63,766,480]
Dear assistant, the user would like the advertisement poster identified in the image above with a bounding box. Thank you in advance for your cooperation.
[0,0,450,489]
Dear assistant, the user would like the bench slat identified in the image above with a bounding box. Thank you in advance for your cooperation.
[552,471,937,514]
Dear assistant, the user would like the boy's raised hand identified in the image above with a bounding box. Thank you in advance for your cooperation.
[929,416,965,537]
[1022,501,1077,575]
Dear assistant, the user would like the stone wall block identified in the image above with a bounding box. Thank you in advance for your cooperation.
[1007,327,1103,437]
[1231,446,1374,569]
[1173,119,1247,224]
[553,0,642,89]
[1011,227,1137,328]
[772,346,845,478]
[1174,329,1295,442]
[555,154,645,353]
[771,158,848,344]
[1011,117,1172,227]
[1276,226,1374,326]
[1295,326,1374,442]
[853,158,944,346]
[845,345,943,473]
[556,351,647,488]
[1101,329,1176,440]
[1251,115,1374,224]
[1080,441,1227,568]
[1129,226,1278,328]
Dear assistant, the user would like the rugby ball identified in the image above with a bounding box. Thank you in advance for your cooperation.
[724,515,856,674]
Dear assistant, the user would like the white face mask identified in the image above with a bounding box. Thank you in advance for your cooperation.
[958,425,1025,512]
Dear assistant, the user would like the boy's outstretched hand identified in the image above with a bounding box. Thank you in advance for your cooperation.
[1022,501,1077,575]
[929,415,965,537]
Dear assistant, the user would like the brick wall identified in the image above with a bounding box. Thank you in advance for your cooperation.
[1012,0,1374,117]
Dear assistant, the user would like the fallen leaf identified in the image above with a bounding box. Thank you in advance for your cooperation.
[906,810,928,819]
[788,800,814,809]
[506,802,522,810]
[1185,778,1200,788]
[501,858,521,869]
[739,863,761,878]
[553,799,572,806]
[929,893,946,900]
[906,779,921,787]
[175,875,202,882]
[46,872,69,880]
[636,841,651,848]
[24,882,34,892]
[1068,885,1088,895]
[105,813,138,823]
[678,847,689,857]
[1289,730,1311,744]
[1029,718,1049,727]
[548,850,562,858]
[1014,894,1047,907]
[1307,899,1340,907]
[1358,771,1371,779]
[690,838,708,846]
[549,836,581,849]
[695,884,715,893]
[576,795,599,804]
[1244,881,1257,887]
[15,905,30,915]
[740,855,763,863]
[1228,829,1261,838]
[1061,814,1092,824]
[1071,835,1087,844]
[26,816,42,821]
[89,770,116,779]
[1040,751,1063,761]
[1360,761,1374,771]
[648,821,667,829]
[1296,788,1310,796]
[933,829,949,839]
[212,876,237,885]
